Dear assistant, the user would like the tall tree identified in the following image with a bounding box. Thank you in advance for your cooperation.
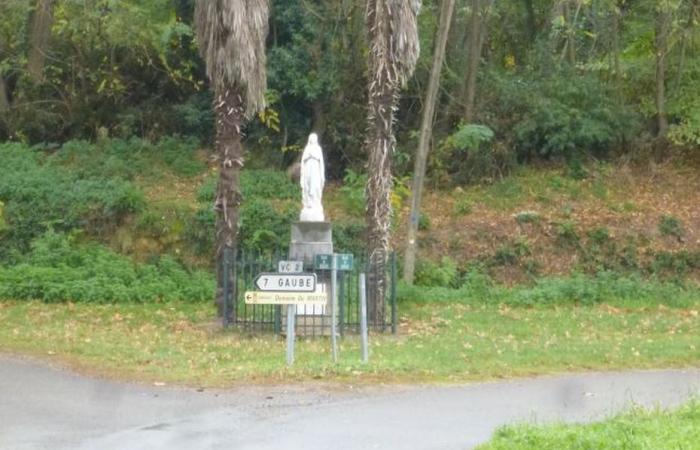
[365,0,420,323]
[403,0,455,284]
[26,0,55,82]
[655,2,672,137]
[195,0,270,316]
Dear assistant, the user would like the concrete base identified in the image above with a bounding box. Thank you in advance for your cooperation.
[289,222,333,268]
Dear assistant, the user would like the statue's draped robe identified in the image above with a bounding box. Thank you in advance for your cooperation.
[299,133,325,222]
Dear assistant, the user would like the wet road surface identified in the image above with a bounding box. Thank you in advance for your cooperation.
[1,356,699,449]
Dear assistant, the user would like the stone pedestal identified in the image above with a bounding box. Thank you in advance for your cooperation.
[289,222,333,267]
[287,222,333,336]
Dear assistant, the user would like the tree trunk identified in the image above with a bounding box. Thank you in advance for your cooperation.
[522,0,537,43]
[365,0,397,325]
[213,85,245,318]
[27,0,55,83]
[0,76,9,115]
[463,0,481,123]
[655,8,671,137]
[404,0,455,284]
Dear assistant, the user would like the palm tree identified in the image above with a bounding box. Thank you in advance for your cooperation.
[194,0,269,317]
[365,0,420,324]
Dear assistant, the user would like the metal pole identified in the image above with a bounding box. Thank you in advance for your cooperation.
[286,304,296,366]
[331,254,338,363]
[222,247,230,328]
[359,272,369,363]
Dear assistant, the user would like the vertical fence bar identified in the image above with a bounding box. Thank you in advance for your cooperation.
[391,251,397,335]
[359,272,368,363]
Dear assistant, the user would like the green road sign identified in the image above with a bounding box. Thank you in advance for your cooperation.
[315,254,332,270]
[314,253,354,271]
[335,253,354,271]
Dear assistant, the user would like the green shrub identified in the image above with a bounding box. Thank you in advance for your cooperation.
[514,210,540,225]
[485,69,639,161]
[0,143,144,256]
[338,169,367,217]
[415,257,459,288]
[0,231,213,302]
[510,272,697,308]
[196,169,300,203]
[50,136,205,180]
[453,196,473,215]
[333,220,366,255]
[658,215,684,239]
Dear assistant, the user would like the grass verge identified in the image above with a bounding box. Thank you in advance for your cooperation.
[0,296,698,387]
[476,400,700,450]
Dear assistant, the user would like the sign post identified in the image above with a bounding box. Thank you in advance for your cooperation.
[331,254,338,363]
[286,304,295,366]
[359,272,369,363]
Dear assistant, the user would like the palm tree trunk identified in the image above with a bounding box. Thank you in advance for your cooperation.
[213,85,245,317]
[365,0,397,326]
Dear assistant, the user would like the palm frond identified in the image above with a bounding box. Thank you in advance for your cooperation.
[195,0,269,116]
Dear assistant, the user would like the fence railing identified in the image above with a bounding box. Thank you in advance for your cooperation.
[221,248,397,335]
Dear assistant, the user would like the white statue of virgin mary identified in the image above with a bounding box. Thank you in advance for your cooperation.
[299,133,325,222]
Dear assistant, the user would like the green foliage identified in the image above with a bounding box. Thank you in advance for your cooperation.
[189,170,299,255]
[434,124,514,185]
[418,212,431,231]
[0,143,144,256]
[333,221,367,255]
[491,238,531,266]
[445,124,495,152]
[513,210,540,225]
[453,196,473,215]
[0,231,213,303]
[51,136,205,179]
[196,169,300,203]
[477,401,700,450]
[414,257,459,288]
[486,70,639,161]
[338,169,367,217]
[658,214,684,238]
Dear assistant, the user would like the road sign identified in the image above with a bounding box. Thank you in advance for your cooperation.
[244,291,327,306]
[255,273,316,292]
[335,253,354,271]
[278,260,304,273]
[314,253,354,271]
[315,254,332,270]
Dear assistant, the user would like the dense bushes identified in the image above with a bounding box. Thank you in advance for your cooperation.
[187,170,301,255]
[0,231,213,303]
[0,143,144,257]
[484,69,639,162]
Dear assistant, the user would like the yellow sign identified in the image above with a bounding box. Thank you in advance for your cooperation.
[244,291,327,306]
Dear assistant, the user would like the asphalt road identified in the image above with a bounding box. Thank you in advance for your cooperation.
[1,356,699,450]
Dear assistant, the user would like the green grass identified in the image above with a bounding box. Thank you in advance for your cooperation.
[0,293,698,386]
[477,401,700,450]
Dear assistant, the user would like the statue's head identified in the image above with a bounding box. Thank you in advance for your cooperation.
[308,133,318,146]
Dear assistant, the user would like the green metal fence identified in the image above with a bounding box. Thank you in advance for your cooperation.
[221,248,397,335]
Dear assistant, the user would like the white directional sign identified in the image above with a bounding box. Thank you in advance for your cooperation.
[254,273,316,292]
[244,291,327,306]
